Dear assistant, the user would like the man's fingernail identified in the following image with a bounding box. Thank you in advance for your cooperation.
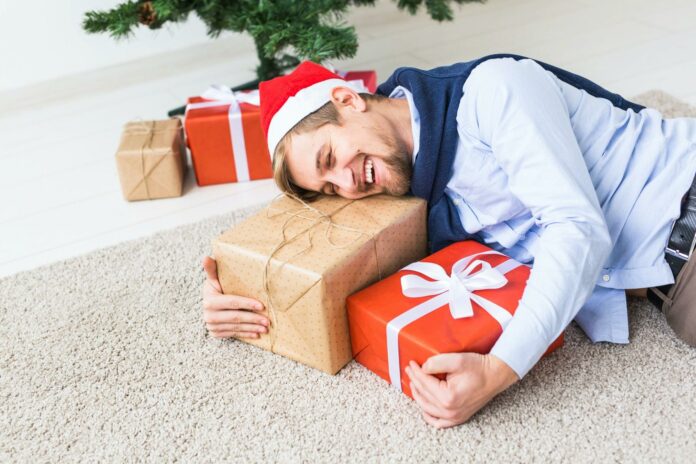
[256,304,264,310]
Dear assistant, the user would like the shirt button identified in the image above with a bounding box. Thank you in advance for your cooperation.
[453,198,461,205]
[602,274,610,282]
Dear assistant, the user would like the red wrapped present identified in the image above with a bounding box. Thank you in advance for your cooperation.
[338,70,378,93]
[346,240,564,399]
[184,86,272,186]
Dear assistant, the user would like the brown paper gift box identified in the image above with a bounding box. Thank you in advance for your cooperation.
[211,194,428,374]
[115,118,187,201]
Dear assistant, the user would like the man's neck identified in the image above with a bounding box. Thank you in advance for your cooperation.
[384,97,415,156]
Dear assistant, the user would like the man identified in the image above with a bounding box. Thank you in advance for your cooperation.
[201,52,696,428]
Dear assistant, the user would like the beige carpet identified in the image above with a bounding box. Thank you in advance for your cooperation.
[3,90,696,463]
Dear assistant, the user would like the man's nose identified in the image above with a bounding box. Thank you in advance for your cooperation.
[327,165,356,192]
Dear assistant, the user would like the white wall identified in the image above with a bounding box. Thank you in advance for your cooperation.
[0,0,230,92]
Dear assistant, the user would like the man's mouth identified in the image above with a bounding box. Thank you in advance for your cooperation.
[364,156,376,186]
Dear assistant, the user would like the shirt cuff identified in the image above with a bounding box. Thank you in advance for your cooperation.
[488,301,557,379]
[573,286,629,343]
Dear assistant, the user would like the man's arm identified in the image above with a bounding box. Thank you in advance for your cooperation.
[406,57,615,428]
[462,57,613,378]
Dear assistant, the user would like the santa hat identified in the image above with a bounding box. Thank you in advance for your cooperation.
[259,61,369,158]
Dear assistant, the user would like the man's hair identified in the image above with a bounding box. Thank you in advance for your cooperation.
[272,92,388,201]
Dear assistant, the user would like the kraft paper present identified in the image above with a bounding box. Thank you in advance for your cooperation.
[347,240,565,399]
[211,194,428,374]
[115,118,187,201]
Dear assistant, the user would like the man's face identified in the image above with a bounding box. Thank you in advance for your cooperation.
[284,88,413,200]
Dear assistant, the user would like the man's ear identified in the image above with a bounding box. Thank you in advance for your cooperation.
[330,86,366,112]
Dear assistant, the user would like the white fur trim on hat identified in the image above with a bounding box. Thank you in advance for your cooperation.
[267,78,368,157]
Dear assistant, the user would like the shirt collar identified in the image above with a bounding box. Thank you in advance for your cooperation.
[387,85,420,164]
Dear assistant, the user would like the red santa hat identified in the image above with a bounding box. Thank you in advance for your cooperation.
[259,61,369,158]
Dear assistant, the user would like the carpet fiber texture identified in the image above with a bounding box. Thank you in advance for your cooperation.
[2,90,696,462]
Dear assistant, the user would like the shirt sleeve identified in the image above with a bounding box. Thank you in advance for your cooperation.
[458,57,614,379]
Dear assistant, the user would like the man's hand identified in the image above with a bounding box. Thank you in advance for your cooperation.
[201,255,269,339]
[405,352,519,429]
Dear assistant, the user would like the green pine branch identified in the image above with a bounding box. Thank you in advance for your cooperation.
[83,0,487,80]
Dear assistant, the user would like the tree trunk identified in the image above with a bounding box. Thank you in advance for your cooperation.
[254,35,282,81]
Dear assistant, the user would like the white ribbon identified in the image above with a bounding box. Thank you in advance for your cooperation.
[198,84,260,106]
[185,85,263,182]
[386,249,525,392]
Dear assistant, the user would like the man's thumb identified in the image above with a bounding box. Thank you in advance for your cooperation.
[201,256,222,290]
[422,353,467,375]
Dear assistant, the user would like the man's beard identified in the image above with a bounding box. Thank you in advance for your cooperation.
[369,134,413,196]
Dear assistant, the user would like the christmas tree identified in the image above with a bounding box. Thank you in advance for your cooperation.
[83,0,485,82]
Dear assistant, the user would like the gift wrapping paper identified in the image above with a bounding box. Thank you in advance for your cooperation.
[211,194,428,374]
[114,118,187,201]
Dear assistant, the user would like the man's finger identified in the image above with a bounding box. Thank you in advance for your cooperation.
[422,352,466,375]
[205,308,269,326]
[208,330,260,340]
[407,365,442,407]
[410,381,447,419]
[422,410,455,429]
[201,256,222,292]
[207,322,268,334]
[408,361,446,398]
[208,292,265,312]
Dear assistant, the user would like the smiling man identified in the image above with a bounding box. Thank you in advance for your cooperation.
[201,52,696,428]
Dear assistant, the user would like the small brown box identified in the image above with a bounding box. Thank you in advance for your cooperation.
[115,118,187,201]
[211,194,428,375]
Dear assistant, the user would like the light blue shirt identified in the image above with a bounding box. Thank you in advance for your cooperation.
[390,57,696,378]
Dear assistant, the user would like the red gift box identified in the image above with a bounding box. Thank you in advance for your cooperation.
[184,87,273,186]
[346,240,564,399]
[338,70,378,93]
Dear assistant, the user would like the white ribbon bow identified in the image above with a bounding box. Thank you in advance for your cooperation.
[400,251,509,320]
[199,84,260,106]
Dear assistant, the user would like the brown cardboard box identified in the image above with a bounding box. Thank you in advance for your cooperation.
[211,194,428,374]
[115,118,187,201]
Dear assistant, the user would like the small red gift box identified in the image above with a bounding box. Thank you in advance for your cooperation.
[184,87,273,186]
[346,240,564,399]
[338,70,378,93]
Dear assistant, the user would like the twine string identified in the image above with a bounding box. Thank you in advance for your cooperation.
[260,193,383,351]
[123,119,178,199]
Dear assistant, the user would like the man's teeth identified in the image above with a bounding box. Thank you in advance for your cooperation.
[365,159,374,184]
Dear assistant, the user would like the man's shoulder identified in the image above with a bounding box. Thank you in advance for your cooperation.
[465,57,545,92]
[376,61,480,96]
[377,54,540,96]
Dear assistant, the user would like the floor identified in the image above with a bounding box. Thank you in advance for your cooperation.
[2,0,695,278]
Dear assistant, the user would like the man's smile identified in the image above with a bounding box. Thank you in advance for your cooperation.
[363,155,377,189]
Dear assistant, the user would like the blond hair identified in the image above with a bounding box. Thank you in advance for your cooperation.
[272,92,387,201]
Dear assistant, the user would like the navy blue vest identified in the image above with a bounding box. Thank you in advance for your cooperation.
[376,52,647,253]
